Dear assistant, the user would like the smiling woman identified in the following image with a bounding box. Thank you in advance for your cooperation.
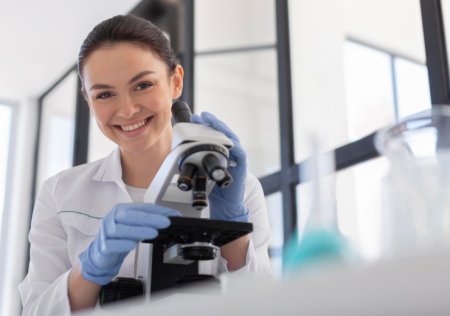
[19,14,271,315]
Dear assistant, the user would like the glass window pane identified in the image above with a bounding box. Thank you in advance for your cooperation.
[195,0,276,51]
[344,41,396,140]
[265,192,283,277]
[291,0,426,162]
[296,183,312,240]
[395,58,431,118]
[290,0,349,162]
[35,72,77,190]
[336,157,388,260]
[195,50,280,177]
[336,157,389,261]
[0,104,12,239]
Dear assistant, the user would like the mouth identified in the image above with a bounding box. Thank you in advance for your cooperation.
[115,116,153,132]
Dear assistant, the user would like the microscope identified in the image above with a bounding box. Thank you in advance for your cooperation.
[99,101,253,304]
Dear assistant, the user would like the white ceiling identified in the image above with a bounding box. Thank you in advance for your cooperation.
[0,0,141,101]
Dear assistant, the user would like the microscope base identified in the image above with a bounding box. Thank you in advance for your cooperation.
[99,217,252,305]
[148,217,252,294]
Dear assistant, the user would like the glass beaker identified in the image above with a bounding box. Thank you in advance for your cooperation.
[375,106,450,258]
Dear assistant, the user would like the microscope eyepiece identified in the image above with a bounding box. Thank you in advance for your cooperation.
[202,153,233,188]
[171,100,192,123]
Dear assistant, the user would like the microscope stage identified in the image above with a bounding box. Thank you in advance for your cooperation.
[144,217,253,248]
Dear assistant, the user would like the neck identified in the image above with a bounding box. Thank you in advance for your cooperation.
[120,130,172,189]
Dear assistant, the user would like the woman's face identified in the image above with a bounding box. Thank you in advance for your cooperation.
[82,42,183,154]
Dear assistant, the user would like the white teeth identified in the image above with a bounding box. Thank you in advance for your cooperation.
[121,119,147,131]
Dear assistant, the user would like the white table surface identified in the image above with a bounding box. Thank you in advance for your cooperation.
[76,248,450,316]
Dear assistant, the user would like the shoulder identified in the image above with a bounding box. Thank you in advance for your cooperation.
[36,151,122,218]
[245,172,263,191]
[36,153,125,222]
[44,158,104,188]
[244,172,265,201]
[57,159,104,178]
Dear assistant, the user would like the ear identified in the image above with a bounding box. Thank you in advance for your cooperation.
[171,65,184,99]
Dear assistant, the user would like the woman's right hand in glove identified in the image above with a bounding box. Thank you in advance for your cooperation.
[78,203,180,286]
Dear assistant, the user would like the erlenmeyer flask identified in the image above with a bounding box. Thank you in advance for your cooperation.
[283,135,355,276]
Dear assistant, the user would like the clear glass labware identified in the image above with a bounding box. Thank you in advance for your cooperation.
[375,106,450,257]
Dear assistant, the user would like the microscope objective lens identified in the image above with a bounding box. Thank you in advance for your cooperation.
[177,163,197,191]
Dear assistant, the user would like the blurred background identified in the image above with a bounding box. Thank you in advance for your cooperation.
[1,0,449,314]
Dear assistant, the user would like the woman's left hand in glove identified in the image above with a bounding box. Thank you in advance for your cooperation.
[191,112,249,222]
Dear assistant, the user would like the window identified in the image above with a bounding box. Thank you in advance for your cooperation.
[35,71,77,191]
[395,58,431,118]
[195,0,275,51]
[343,41,396,140]
[288,0,431,263]
[344,40,432,134]
[341,40,431,259]
[195,0,282,269]
[291,0,427,161]
[195,0,278,178]
[335,157,389,260]
[195,50,280,177]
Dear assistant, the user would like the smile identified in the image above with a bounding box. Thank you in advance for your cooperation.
[117,117,152,132]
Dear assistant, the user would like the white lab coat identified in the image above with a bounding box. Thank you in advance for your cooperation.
[19,148,271,316]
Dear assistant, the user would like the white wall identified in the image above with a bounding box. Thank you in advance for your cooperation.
[0,0,141,98]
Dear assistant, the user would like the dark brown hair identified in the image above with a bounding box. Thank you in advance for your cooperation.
[77,14,178,81]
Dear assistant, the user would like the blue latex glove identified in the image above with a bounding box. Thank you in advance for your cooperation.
[191,112,249,222]
[79,203,180,285]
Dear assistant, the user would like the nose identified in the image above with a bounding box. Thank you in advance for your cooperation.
[117,95,140,119]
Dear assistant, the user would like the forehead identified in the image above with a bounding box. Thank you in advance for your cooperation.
[82,42,167,81]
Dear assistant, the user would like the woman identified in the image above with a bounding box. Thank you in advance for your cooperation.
[19,14,271,315]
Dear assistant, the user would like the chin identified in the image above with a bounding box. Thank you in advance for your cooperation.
[121,140,157,153]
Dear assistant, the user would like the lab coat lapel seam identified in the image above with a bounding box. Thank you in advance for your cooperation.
[90,147,131,201]
[92,147,122,183]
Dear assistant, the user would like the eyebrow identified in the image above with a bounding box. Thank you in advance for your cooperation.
[128,70,155,84]
[89,70,156,91]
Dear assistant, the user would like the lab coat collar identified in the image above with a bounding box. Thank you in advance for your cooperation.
[92,147,123,183]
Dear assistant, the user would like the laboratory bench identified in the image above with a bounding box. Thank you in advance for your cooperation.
[77,246,450,316]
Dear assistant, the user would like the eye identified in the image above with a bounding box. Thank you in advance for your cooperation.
[95,91,114,99]
[135,82,153,91]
